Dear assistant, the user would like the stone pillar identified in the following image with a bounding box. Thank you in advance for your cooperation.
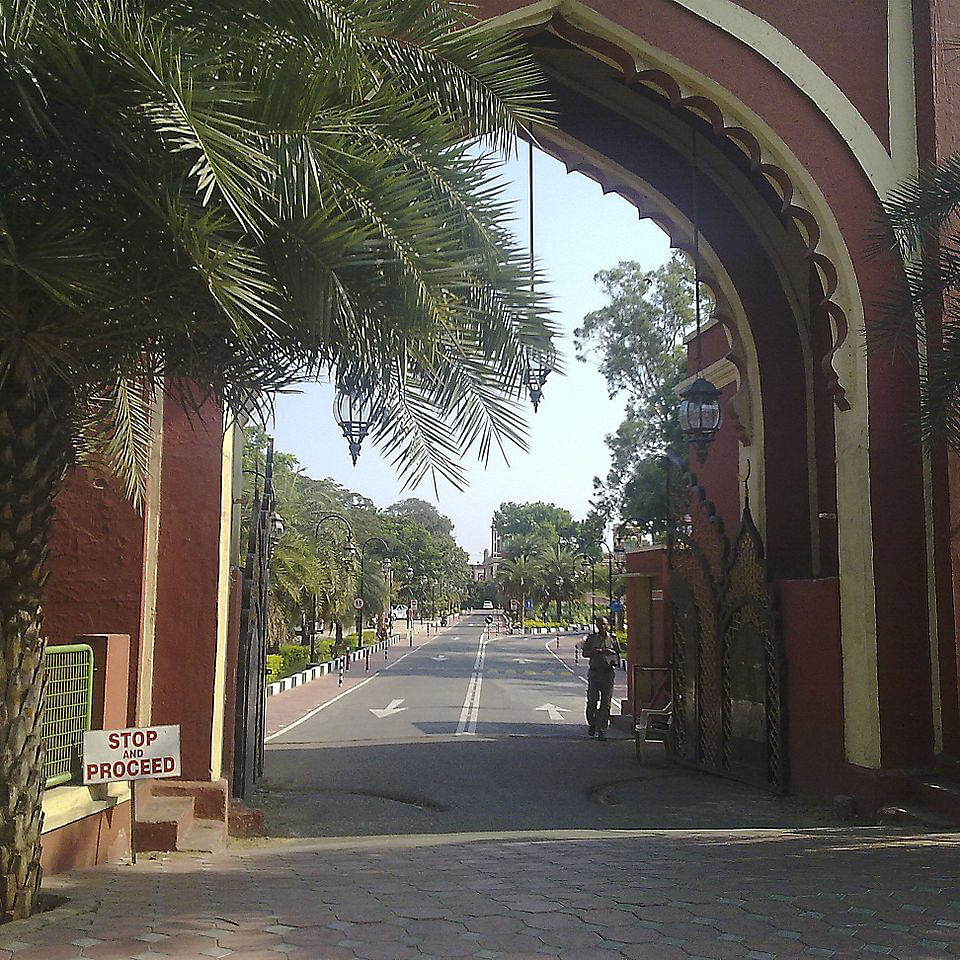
[150,391,225,782]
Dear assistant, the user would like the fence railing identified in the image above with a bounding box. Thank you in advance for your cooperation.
[42,643,94,788]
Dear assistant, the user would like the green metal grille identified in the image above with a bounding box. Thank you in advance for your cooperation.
[42,644,94,788]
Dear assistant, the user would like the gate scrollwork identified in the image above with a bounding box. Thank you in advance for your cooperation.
[669,473,786,793]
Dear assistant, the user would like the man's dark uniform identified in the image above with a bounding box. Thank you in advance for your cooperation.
[580,621,619,739]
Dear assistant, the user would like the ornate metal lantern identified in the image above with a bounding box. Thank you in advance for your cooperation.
[678,375,723,464]
[333,378,384,465]
[525,344,556,412]
[676,129,723,465]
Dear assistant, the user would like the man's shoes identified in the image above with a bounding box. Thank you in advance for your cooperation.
[588,725,596,737]
[597,730,607,741]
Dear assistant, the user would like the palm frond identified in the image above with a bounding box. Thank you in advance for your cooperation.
[73,375,156,506]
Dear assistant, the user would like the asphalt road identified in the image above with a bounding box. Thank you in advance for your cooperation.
[257,614,829,836]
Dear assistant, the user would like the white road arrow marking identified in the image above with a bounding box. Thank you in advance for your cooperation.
[370,699,407,719]
[432,655,447,661]
[536,703,568,721]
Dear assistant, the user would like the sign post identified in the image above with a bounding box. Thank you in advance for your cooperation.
[83,725,181,865]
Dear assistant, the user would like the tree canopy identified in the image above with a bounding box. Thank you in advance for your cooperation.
[574,254,693,523]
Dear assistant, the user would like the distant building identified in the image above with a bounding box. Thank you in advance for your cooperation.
[469,524,502,583]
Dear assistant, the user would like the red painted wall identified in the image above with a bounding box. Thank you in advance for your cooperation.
[732,0,889,147]
[41,800,131,875]
[150,392,225,782]
[779,578,846,797]
[45,470,145,719]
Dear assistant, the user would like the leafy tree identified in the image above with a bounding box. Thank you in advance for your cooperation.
[574,254,693,523]
[493,502,578,558]
[0,0,552,918]
[384,499,454,539]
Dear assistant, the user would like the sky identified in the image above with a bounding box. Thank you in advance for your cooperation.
[270,147,670,563]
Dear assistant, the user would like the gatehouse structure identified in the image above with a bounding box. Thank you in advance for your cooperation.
[475,0,960,809]
[31,1,960,876]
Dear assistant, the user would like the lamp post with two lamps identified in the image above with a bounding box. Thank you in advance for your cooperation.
[312,513,356,663]
[357,536,390,648]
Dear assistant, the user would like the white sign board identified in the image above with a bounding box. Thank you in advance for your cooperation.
[410,599,418,609]
[353,597,364,609]
[83,725,181,784]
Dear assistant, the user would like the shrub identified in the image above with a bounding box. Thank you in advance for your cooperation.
[277,644,310,678]
[266,654,284,683]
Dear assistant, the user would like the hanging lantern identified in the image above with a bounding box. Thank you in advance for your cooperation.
[525,344,556,412]
[676,128,723,466]
[678,375,723,464]
[333,378,384,465]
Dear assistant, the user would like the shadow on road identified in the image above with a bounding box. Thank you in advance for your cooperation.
[257,735,831,839]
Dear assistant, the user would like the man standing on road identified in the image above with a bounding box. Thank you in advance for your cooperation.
[579,617,620,740]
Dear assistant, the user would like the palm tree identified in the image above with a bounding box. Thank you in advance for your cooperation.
[542,549,581,622]
[0,0,553,920]
[498,555,543,619]
[882,152,960,449]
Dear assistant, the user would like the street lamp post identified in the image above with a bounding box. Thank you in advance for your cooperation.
[357,536,390,648]
[313,513,355,663]
[592,537,615,622]
[578,554,597,628]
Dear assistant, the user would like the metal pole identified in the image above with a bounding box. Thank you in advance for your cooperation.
[591,566,596,627]
[310,594,317,664]
[357,553,364,648]
[608,552,613,615]
[130,779,138,865]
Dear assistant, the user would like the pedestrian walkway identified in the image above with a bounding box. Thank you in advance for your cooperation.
[5,828,960,958]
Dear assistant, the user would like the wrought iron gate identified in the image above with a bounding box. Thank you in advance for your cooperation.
[233,440,275,799]
[669,473,786,792]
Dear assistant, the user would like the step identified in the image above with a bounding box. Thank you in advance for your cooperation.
[876,804,960,829]
[912,778,960,822]
[228,800,264,838]
[178,817,227,854]
[135,795,194,852]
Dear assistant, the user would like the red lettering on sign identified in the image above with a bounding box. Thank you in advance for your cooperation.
[113,761,125,778]
[132,731,145,748]
[85,764,98,781]
[108,733,120,750]
[146,730,158,746]
[99,763,111,779]
[163,757,175,773]
[126,759,138,777]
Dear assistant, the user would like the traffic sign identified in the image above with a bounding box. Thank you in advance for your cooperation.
[610,598,623,613]
[410,598,418,609]
[353,597,364,610]
[525,598,534,611]
[83,725,181,784]
[510,599,519,610]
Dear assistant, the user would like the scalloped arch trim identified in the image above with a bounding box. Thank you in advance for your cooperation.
[538,13,852,412]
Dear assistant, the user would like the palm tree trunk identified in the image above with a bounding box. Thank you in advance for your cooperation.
[0,371,72,922]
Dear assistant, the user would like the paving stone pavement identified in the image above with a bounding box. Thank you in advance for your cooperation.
[3,829,960,959]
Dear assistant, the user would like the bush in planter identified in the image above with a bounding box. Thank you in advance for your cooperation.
[278,644,310,678]
[266,654,284,683]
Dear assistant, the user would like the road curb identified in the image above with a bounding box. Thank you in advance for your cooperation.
[266,635,402,697]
